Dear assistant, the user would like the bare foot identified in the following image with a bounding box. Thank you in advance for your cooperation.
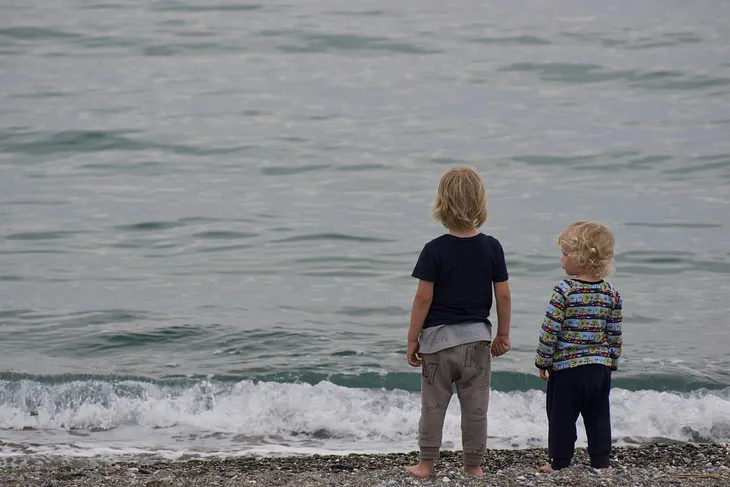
[404,460,434,479]
[462,464,485,478]
[539,464,556,473]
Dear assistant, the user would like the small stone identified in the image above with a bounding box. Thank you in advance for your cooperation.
[517,475,526,480]
[442,477,450,482]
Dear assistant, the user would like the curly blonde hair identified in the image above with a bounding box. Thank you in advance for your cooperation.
[557,221,615,278]
[432,166,487,230]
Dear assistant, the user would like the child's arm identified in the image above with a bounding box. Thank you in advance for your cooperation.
[491,281,511,356]
[535,284,567,372]
[607,291,623,370]
[406,279,433,366]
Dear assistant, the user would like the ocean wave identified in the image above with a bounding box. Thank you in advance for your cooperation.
[0,377,728,459]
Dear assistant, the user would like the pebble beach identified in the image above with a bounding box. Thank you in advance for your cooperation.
[1,443,728,487]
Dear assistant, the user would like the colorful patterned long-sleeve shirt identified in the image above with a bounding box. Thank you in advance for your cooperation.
[535,279,623,371]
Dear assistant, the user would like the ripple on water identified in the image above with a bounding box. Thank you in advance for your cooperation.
[616,250,730,275]
[273,233,395,244]
[262,31,440,55]
[499,62,730,90]
[0,130,249,157]
[151,3,264,12]
[0,27,81,41]
[5,231,86,241]
[115,221,188,232]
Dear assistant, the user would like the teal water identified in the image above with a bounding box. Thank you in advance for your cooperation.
[1,0,729,459]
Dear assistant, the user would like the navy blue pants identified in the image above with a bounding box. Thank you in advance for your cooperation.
[546,364,612,469]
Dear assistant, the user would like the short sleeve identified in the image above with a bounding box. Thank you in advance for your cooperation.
[411,244,437,282]
[492,238,509,282]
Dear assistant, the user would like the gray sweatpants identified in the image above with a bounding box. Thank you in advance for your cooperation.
[418,340,492,466]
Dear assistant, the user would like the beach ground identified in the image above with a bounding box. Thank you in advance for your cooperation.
[1,443,728,487]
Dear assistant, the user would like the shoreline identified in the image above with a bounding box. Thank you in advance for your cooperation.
[1,444,729,486]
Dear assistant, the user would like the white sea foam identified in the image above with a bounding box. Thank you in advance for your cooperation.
[0,379,728,460]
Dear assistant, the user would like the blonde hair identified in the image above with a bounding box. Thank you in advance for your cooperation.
[557,221,615,278]
[432,166,487,230]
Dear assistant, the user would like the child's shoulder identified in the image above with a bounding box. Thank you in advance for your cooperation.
[423,234,450,245]
[602,280,622,299]
[419,235,447,253]
[555,279,621,300]
[423,233,502,249]
[480,233,503,245]
[552,279,575,294]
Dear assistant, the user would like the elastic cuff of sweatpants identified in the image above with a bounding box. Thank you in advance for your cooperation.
[590,455,610,469]
[419,447,440,460]
[463,454,483,467]
[551,458,571,470]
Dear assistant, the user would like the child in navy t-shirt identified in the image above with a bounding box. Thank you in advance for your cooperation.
[405,166,512,479]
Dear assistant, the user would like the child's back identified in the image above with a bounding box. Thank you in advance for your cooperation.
[535,221,623,472]
[405,167,512,479]
[415,233,507,343]
[536,278,622,372]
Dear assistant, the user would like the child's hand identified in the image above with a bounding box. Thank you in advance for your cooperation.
[539,369,551,381]
[406,341,423,367]
[491,336,511,357]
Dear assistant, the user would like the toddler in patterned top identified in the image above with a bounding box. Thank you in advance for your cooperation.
[535,221,623,473]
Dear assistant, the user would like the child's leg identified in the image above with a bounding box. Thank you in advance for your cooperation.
[581,365,612,469]
[407,349,455,476]
[546,368,581,470]
[454,341,491,471]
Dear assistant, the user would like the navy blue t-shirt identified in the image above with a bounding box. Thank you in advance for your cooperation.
[411,233,509,329]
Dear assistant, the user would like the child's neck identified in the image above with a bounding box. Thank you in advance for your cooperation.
[573,271,602,283]
[449,228,479,238]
